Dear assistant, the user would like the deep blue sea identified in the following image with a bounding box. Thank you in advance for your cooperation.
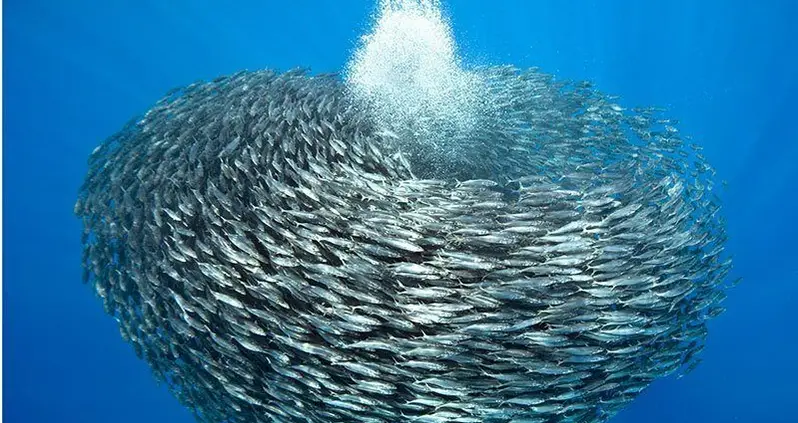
[4,1,797,422]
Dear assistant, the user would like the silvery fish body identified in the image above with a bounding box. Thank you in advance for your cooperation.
[76,67,733,423]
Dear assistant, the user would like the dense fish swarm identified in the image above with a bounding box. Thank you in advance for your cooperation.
[76,67,732,423]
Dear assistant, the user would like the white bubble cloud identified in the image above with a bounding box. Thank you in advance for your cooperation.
[345,0,489,164]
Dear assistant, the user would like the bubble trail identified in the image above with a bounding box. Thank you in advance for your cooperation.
[345,0,490,177]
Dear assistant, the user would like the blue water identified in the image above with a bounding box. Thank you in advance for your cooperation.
[4,1,797,422]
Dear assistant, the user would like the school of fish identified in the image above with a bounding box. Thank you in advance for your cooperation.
[75,66,734,423]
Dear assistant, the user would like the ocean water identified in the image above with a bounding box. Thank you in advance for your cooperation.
[3,1,797,422]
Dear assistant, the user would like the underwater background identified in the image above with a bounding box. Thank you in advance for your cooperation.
[3,0,797,422]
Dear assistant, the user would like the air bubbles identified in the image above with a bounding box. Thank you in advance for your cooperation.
[345,0,491,177]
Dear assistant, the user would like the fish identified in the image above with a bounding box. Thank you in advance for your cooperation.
[76,65,733,423]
